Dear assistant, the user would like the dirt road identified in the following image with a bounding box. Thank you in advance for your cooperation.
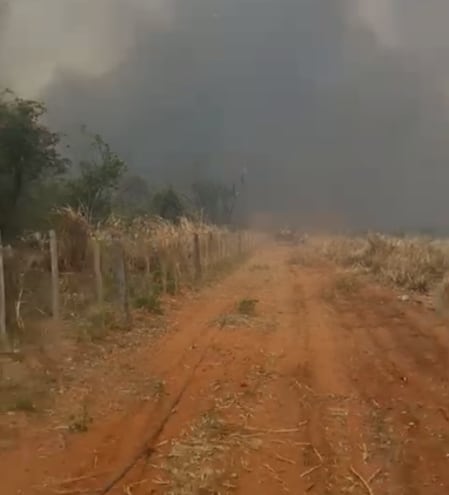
[2,246,449,494]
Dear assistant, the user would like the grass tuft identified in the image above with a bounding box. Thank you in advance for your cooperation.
[237,298,259,316]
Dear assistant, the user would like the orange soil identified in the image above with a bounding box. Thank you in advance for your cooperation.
[1,246,449,494]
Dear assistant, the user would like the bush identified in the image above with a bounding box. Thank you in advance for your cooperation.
[321,234,449,293]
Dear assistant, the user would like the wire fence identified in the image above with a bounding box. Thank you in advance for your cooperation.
[0,226,257,349]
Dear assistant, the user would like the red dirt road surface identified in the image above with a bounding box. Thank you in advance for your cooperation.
[1,246,449,494]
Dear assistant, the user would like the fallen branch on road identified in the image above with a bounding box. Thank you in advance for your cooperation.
[350,466,376,495]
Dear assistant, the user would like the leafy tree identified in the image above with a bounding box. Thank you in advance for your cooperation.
[0,90,69,236]
[66,130,126,223]
[191,180,237,225]
[152,187,186,223]
[115,174,151,217]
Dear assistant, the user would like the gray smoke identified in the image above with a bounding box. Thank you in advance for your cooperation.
[1,0,449,231]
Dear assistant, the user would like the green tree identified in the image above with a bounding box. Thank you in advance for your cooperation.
[152,187,186,223]
[191,180,236,225]
[66,130,126,222]
[0,90,69,236]
[115,174,151,217]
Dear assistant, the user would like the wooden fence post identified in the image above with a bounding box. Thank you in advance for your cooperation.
[145,252,151,279]
[208,233,214,267]
[160,256,168,294]
[116,241,131,326]
[193,233,202,282]
[202,235,208,274]
[49,230,60,320]
[92,239,104,305]
[0,233,8,349]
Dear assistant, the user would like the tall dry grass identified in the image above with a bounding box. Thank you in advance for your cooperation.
[319,233,449,294]
[2,209,253,345]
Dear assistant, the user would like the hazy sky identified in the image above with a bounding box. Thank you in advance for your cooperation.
[1,0,449,230]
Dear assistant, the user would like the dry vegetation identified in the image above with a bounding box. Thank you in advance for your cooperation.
[2,209,254,343]
[0,210,256,418]
[317,233,449,304]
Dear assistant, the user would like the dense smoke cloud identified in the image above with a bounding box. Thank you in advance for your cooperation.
[1,0,449,231]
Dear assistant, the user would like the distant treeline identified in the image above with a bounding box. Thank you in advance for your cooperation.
[0,90,243,240]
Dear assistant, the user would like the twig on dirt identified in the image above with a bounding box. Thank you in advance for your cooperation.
[263,464,290,493]
[300,465,321,478]
[53,472,107,486]
[51,489,100,495]
[367,468,382,484]
[124,479,148,494]
[155,439,169,448]
[350,466,374,495]
[275,453,296,465]
[98,338,211,495]
[268,439,287,446]
[152,478,169,486]
[313,446,323,464]
[294,379,316,396]
[222,481,238,489]
[245,426,305,434]
[15,286,24,330]
[438,407,449,422]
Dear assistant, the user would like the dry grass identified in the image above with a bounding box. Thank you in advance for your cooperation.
[322,271,362,303]
[237,298,259,316]
[319,234,449,294]
[287,249,320,267]
[212,298,278,332]
[54,206,91,272]
[214,313,254,329]
[434,274,449,317]
[3,211,255,345]
[161,411,256,495]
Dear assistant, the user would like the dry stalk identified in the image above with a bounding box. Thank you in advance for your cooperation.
[53,472,107,486]
[244,425,306,434]
[313,446,323,464]
[274,453,296,465]
[124,479,149,494]
[300,465,321,479]
[368,468,382,484]
[349,466,375,495]
[263,463,290,493]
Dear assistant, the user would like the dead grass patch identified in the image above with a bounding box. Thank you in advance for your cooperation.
[287,249,320,267]
[322,272,363,303]
[213,298,260,329]
[214,313,253,329]
[73,304,127,342]
[320,234,449,294]
[237,298,259,316]
[0,382,44,413]
[68,402,92,433]
[250,263,270,271]
[148,377,167,399]
[433,274,449,316]
[213,311,276,333]
[161,411,253,494]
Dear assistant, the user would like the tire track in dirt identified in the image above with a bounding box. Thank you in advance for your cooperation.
[0,254,271,495]
[120,248,449,495]
[3,246,449,495]
[288,265,384,495]
[329,278,449,494]
[125,247,312,495]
